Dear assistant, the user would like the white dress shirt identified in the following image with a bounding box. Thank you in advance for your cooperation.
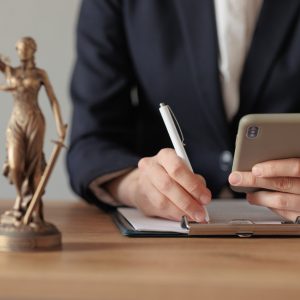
[214,0,262,120]
[90,0,263,205]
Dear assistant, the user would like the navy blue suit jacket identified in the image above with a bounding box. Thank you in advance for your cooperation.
[68,0,300,206]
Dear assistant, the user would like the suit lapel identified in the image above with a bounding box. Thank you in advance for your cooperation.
[240,0,300,114]
[175,0,230,148]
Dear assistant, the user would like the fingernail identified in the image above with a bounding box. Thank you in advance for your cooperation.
[204,208,210,223]
[194,211,203,223]
[252,166,262,177]
[229,172,241,185]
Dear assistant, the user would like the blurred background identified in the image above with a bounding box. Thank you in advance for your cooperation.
[0,0,81,200]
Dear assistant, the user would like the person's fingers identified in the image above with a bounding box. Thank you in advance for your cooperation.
[156,148,211,205]
[196,174,207,185]
[246,191,300,222]
[137,178,191,221]
[252,158,300,178]
[229,171,300,194]
[139,156,207,222]
[269,207,300,223]
[230,161,300,223]
[247,191,300,211]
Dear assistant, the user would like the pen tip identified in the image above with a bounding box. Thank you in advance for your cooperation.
[160,103,166,107]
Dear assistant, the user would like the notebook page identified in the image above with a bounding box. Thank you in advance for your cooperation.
[118,207,189,233]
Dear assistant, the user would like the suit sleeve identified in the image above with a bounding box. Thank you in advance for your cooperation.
[67,0,140,207]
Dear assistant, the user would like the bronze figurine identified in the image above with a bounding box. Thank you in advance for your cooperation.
[0,37,67,251]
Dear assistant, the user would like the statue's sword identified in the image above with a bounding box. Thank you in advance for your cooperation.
[23,125,68,225]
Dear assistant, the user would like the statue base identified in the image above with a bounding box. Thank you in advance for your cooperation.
[0,218,61,251]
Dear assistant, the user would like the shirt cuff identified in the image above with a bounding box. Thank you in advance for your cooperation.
[89,168,133,206]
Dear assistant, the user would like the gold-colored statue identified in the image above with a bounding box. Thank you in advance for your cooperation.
[0,37,67,251]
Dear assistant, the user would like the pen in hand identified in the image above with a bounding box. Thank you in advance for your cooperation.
[159,103,210,222]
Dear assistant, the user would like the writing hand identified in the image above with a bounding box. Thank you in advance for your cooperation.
[229,158,300,221]
[133,148,211,222]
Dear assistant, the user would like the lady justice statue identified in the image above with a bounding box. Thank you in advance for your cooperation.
[0,37,67,251]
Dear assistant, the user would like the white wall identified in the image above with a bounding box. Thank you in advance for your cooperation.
[0,0,81,200]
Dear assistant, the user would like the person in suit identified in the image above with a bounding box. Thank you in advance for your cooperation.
[68,0,300,222]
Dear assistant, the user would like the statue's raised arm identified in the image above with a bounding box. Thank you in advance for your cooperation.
[0,54,11,74]
[0,58,5,73]
[0,55,14,91]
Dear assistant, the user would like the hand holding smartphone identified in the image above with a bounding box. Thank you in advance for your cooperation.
[231,114,300,193]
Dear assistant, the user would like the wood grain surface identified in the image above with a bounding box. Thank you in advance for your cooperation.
[0,200,299,300]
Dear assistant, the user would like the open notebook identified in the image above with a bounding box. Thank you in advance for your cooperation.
[113,199,300,237]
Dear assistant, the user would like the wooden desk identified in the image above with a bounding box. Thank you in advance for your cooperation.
[0,200,299,300]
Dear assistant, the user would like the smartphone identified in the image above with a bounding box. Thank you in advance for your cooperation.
[231,113,300,193]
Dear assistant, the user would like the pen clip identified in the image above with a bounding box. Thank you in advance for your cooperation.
[166,105,186,146]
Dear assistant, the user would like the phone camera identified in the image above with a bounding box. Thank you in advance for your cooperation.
[246,126,259,139]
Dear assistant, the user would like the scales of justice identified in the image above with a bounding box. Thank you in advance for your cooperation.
[0,37,67,251]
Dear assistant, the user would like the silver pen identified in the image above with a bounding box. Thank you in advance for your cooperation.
[159,103,210,222]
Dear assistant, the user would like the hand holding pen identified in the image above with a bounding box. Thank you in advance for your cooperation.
[105,103,211,222]
[159,103,210,222]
